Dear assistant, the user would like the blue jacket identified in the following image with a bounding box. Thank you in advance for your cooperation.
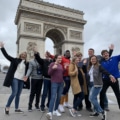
[101,55,120,78]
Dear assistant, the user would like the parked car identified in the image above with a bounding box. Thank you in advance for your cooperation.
[1,65,9,74]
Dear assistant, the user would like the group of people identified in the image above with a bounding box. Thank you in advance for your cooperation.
[0,41,120,120]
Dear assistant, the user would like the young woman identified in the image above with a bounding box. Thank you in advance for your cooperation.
[87,55,115,120]
[68,56,84,117]
[46,54,64,120]
[0,41,28,115]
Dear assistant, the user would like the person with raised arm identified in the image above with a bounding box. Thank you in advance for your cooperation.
[0,41,29,115]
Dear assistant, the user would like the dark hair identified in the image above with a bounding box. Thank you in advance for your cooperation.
[64,50,70,56]
[101,50,109,55]
[89,48,94,52]
[53,54,61,62]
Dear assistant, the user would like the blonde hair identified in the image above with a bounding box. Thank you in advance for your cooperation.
[71,56,78,63]
[74,51,83,57]
[19,52,27,59]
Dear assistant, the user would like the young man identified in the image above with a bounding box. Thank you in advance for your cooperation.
[100,50,120,110]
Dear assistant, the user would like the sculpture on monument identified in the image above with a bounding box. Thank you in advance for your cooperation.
[26,42,37,60]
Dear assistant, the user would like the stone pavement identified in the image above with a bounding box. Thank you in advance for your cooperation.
[0,72,120,120]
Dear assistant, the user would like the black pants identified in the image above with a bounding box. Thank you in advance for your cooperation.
[100,78,120,109]
[79,85,92,109]
[28,79,43,108]
[73,92,84,110]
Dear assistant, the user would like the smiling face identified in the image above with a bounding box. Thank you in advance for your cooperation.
[65,51,71,59]
[102,51,109,60]
[56,55,62,64]
[19,52,27,60]
[88,49,94,57]
[90,56,98,65]
[75,57,79,65]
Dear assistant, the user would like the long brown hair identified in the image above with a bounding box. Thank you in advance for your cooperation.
[88,55,99,70]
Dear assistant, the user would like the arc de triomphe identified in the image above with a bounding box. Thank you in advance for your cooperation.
[15,0,86,60]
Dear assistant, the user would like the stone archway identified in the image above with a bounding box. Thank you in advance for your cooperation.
[45,27,65,55]
[15,0,86,60]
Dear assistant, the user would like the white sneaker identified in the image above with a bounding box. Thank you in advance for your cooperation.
[64,102,72,108]
[53,110,61,116]
[58,105,65,113]
[69,109,76,117]
[46,112,52,120]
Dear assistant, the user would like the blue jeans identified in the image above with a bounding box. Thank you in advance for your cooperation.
[40,78,51,108]
[89,86,103,113]
[49,82,64,112]
[6,78,24,109]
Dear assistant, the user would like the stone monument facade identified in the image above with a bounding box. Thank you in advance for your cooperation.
[15,0,86,60]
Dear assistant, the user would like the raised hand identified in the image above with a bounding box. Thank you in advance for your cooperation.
[83,59,87,64]
[109,44,114,50]
[46,51,51,56]
[33,47,38,54]
[52,62,58,69]
[0,41,4,48]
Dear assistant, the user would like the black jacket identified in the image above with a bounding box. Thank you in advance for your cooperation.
[1,47,29,88]
[34,53,52,78]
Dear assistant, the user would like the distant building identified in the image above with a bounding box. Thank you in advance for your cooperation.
[1,65,9,74]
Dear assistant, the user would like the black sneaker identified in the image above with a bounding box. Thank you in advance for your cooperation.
[104,108,110,111]
[5,108,9,115]
[35,106,40,111]
[101,111,107,120]
[86,108,93,112]
[77,107,82,111]
[40,107,45,112]
[89,112,99,117]
[15,109,24,113]
[28,108,32,112]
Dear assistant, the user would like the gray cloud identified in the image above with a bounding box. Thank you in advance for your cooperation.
[0,0,120,65]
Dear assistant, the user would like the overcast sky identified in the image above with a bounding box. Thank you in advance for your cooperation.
[0,0,120,65]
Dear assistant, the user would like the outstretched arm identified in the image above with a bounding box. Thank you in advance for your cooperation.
[0,41,14,61]
[109,44,114,57]
[33,47,44,65]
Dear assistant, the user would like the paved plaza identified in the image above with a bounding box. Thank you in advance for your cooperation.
[0,72,120,120]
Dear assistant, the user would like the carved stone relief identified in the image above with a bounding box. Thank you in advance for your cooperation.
[26,42,37,60]
[44,24,67,36]
[21,12,83,29]
[70,30,82,39]
[22,0,83,20]
[24,22,41,34]
[71,47,80,56]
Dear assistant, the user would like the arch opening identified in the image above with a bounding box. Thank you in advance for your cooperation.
[45,29,65,55]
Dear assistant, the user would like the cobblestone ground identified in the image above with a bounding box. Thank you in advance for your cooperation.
[0,72,120,120]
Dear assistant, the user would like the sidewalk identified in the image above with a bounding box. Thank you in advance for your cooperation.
[0,72,120,120]
[0,90,120,120]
